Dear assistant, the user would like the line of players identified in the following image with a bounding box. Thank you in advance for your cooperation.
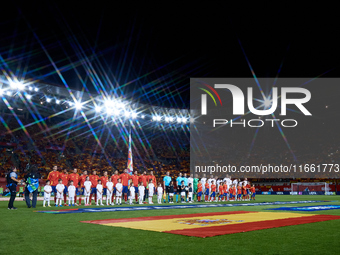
[47,166,162,206]
[46,166,256,207]
[164,173,256,203]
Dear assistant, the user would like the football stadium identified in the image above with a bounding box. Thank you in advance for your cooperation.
[1,3,340,255]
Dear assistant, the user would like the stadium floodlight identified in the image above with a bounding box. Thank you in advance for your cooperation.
[263,97,272,108]
[68,101,74,106]
[104,99,115,108]
[116,101,124,108]
[169,117,174,122]
[95,106,102,112]
[56,99,60,104]
[6,91,12,96]
[28,86,33,91]
[75,101,82,110]
[141,115,145,119]
[165,117,170,122]
[177,117,182,123]
[124,111,131,118]
[113,109,120,115]
[131,112,137,119]
[0,89,3,95]
[106,108,113,115]
[156,116,161,121]
[152,116,157,121]
[182,117,187,123]
[46,98,51,103]
[26,94,32,100]
[9,81,18,89]
[34,87,39,92]
[17,83,25,91]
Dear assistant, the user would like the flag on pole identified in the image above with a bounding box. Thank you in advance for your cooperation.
[127,131,133,175]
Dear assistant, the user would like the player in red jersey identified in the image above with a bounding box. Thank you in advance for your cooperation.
[100,171,108,203]
[232,185,237,201]
[229,186,234,201]
[59,169,69,205]
[242,184,247,201]
[79,170,88,205]
[119,169,130,202]
[237,184,242,201]
[197,181,203,202]
[223,181,228,201]
[68,168,80,205]
[89,170,99,205]
[130,170,139,202]
[204,182,210,202]
[47,165,60,205]
[139,171,148,201]
[210,181,217,202]
[111,170,120,204]
[246,183,251,200]
[250,184,256,200]
[218,183,224,202]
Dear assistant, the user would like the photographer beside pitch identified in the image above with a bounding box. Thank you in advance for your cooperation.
[6,166,24,210]
[24,164,41,208]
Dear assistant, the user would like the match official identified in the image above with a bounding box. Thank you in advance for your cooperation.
[163,171,171,203]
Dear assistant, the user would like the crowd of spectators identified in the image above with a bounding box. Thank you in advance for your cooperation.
[0,116,189,183]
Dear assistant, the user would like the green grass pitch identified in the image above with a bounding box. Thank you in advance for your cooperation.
[1,195,340,255]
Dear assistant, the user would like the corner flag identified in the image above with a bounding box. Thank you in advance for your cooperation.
[127,131,133,175]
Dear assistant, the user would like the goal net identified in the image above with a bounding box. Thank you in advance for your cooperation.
[291,182,330,195]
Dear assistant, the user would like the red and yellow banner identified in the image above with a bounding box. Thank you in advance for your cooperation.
[82,211,340,238]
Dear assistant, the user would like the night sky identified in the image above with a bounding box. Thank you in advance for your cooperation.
[1,2,340,109]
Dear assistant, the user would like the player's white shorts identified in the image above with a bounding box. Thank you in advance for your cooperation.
[84,190,90,196]
[130,192,135,198]
[116,191,122,197]
[56,192,63,199]
[139,192,144,198]
[149,191,154,197]
[169,193,174,197]
[107,190,113,197]
[44,195,50,201]
[189,192,193,197]
[180,191,186,197]
[97,193,102,200]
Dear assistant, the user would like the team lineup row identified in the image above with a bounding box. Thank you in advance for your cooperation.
[44,167,256,207]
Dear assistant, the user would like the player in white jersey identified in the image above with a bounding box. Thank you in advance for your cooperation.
[201,174,207,194]
[148,179,155,204]
[232,178,238,188]
[56,179,65,207]
[43,180,52,207]
[188,174,194,188]
[106,177,114,205]
[68,181,76,206]
[157,183,163,204]
[84,177,92,206]
[138,182,145,204]
[115,179,123,205]
[129,183,135,205]
[96,180,104,206]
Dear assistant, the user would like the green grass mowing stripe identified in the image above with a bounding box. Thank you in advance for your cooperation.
[1,195,340,254]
